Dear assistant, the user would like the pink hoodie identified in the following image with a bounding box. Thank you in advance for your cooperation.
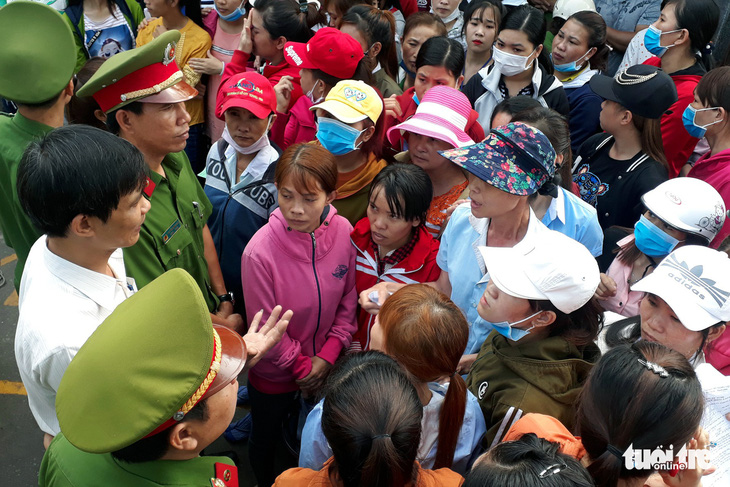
[242,206,358,393]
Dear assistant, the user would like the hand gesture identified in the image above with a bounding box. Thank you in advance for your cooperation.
[189,50,225,75]
[274,76,294,113]
[238,13,253,54]
[384,94,402,119]
[594,273,617,299]
[242,305,293,371]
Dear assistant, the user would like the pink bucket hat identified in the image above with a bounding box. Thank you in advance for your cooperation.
[387,86,474,149]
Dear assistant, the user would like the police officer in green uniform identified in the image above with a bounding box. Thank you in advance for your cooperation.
[77,31,243,331]
[0,2,76,290]
[39,268,293,487]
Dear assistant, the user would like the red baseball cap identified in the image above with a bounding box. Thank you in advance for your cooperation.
[216,71,276,120]
[283,27,364,80]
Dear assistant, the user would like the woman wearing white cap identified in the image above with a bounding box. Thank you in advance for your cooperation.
[466,229,603,447]
[595,177,726,319]
[604,245,730,367]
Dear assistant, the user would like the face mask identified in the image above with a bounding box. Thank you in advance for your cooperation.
[412,92,420,106]
[643,25,681,57]
[222,116,273,155]
[682,105,723,139]
[634,214,682,257]
[551,49,591,73]
[432,6,460,24]
[493,46,535,77]
[491,311,542,342]
[400,59,416,79]
[306,80,324,105]
[316,117,365,156]
[215,1,245,21]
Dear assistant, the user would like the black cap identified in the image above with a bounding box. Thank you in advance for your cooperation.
[589,64,678,119]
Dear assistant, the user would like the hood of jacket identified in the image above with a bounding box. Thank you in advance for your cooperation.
[491,333,601,406]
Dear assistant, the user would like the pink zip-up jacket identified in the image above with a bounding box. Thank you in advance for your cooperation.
[242,206,358,394]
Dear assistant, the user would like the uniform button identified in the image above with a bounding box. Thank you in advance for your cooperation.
[619,302,623,306]
[617,175,622,180]
[185,224,188,228]
[605,212,609,217]
[177,249,181,255]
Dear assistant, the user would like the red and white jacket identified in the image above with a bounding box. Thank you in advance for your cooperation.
[350,217,441,351]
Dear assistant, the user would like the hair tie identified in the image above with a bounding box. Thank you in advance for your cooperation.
[637,358,670,378]
[372,433,391,440]
[537,181,559,198]
[538,462,567,478]
[298,0,307,13]
[606,444,624,460]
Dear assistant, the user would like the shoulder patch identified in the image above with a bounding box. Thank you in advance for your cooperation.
[212,462,238,487]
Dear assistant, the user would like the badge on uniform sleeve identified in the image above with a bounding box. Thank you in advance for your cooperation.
[211,463,238,487]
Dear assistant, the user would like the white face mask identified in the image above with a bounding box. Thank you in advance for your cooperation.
[493,46,536,77]
[222,116,273,155]
[306,79,324,105]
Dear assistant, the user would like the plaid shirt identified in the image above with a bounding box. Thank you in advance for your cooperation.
[498,78,534,99]
[372,229,420,275]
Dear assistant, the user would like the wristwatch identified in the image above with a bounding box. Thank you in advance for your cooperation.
[217,292,235,305]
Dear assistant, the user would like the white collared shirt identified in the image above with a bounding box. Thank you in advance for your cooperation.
[14,236,135,435]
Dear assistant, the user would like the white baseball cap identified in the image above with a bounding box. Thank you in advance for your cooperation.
[632,246,730,331]
[641,178,726,243]
[553,0,596,20]
[478,230,600,314]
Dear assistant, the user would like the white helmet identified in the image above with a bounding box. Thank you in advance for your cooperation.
[642,178,727,244]
[553,0,596,20]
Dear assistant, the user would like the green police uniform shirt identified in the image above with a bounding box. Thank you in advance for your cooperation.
[39,433,238,486]
[123,151,217,311]
[0,112,49,290]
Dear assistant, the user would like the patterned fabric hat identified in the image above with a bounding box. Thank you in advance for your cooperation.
[439,122,556,196]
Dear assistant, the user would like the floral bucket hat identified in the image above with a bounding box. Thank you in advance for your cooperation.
[439,122,556,196]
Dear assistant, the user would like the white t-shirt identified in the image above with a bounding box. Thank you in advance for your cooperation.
[83,5,135,59]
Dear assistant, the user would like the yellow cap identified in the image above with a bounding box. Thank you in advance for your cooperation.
[311,80,383,124]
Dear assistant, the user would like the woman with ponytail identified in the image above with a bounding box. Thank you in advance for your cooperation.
[300,285,486,475]
[277,351,464,486]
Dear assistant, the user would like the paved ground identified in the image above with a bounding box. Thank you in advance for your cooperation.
[0,235,294,486]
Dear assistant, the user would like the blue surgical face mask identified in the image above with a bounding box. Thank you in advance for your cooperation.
[551,50,591,73]
[491,310,542,342]
[412,92,420,106]
[316,117,366,156]
[215,1,245,21]
[682,105,723,139]
[634,214,682,257]
[643,25,681,57]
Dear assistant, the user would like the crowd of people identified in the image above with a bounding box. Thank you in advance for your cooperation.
[2,0,730,486]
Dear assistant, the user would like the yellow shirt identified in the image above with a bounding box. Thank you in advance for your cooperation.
[137,18,211,126]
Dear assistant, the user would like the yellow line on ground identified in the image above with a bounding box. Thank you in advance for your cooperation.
[4,289,18,306]
[0,380,27,395]
[0,254,17,266]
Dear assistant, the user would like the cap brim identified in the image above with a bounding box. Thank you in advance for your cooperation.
[203,325,247,399]
[388,118,473,148]
[478,246,546,301]
[632,274,720,331]
[139,79,198,105]
[311,100,368,124]
[589,75,622,105]
[283,42,318,70]
[217,97,273,121]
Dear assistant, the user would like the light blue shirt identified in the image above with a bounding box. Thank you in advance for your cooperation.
[299,382,486,475]
[541,187,603,258]
[437,204,548,354]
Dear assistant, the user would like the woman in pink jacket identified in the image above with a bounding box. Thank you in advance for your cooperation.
[241,142,358,487]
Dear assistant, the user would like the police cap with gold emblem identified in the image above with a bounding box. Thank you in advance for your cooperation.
[55,268,247,453]
[0,2,76,104]
[77,30,198,114]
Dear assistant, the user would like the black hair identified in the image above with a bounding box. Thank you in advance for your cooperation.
[403,11,448,40]
[513,107,572,191]
[464,433,595,487]
[663,0,720,71]
[341,5,399,79]
[577,342,703,487]
[254,0,322,44]
[499,5,552,72]
[528,297,604,346]
[67,57,108,130]
[490,95,542,126]
[322,351,422,487]
[415,36,465,79]
[178,0,204,29]
[311,63,373,89]
[17,125,148,238]
[461,0,505,38]
[105,101,145,135]
[566,11,609,72]
[368,164,432,225]
[111,399,207,463]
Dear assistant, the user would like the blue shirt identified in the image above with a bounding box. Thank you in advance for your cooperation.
[541,187,603,258]
[299,382,486,475]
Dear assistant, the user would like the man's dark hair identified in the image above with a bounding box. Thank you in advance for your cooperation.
[111,399,208,463]
[105,101,144,135]
[17,125,148,238]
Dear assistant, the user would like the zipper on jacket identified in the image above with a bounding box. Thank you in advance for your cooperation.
[311,232,322,356]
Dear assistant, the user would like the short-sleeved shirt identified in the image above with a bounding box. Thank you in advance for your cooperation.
[123,151,217,312]
[83,5,135,60]
[594,0,661,75]
[572,133,668,230]
[0,112,49,289]
[437,204,549,354]
[541,187,603,258]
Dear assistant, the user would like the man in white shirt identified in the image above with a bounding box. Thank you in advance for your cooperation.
[14,125,150,448]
